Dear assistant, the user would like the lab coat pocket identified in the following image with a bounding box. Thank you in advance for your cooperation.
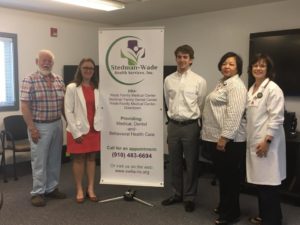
[249,136,263,155]
[249,143,259,156]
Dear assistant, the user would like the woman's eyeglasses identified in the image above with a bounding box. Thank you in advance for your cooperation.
[81,67,95,71]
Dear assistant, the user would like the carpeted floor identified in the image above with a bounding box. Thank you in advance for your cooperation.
[0,161,300,225]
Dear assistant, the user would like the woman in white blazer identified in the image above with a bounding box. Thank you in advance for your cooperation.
[246,54,286,225]
[65,58,101,203]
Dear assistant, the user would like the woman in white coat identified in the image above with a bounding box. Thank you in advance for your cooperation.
[246,54,286,225]
[65,58,101,203]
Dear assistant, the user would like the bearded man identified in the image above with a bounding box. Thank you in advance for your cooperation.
[21,49,66,207]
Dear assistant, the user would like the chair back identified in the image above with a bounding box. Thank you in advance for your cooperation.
[3,115,28,141]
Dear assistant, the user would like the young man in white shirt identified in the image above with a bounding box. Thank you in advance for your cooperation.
[162,45,207,212]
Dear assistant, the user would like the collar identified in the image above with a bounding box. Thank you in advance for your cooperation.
[37,70,54,80]
[220,74,239,86]
[175,68,191,77]
[260,78,270,88]
[253,78,270,92]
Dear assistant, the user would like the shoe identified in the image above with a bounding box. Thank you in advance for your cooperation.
[215,217,240,225]
[76,197,85,204]
[45,188,66,199]
[184,201,195,212]
[161,195,182,206]
[213,207,220,214]
[31,195,46,207]
[249,217,262,224]
[86,192,98,202]
[215,218,228,225]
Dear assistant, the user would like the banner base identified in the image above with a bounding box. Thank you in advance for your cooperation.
[98,189,154,207]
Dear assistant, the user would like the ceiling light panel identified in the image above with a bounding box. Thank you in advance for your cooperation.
[53,0,125,11]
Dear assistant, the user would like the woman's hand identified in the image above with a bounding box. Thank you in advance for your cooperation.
[217,137,229,151]
[256,140,269,158]
[256,136,272,158]
[74,136,84,144]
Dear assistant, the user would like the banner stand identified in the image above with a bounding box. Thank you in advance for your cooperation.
[98,28,164,207]
[99,28,164,188]
[99,189,154,207]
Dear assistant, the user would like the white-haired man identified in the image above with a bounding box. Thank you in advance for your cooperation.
[21,50,66,207]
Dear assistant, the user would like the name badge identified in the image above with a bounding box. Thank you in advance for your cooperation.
[256,92,263,98]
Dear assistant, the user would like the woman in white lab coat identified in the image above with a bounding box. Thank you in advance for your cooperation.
[246,54,286,225]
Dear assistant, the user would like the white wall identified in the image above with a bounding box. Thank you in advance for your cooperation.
[127,0,300,125]
[1,0,300,156]
[0,7,110,130]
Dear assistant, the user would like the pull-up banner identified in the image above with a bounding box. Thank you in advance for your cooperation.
[99,28,164,187]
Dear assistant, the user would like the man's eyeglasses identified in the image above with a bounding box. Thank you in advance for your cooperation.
[81,67,95,71]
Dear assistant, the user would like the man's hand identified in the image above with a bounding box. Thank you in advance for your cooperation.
[29,127,40,143]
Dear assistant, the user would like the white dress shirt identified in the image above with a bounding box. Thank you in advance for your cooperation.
[201,74,247,142]
[164,69,207,121]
